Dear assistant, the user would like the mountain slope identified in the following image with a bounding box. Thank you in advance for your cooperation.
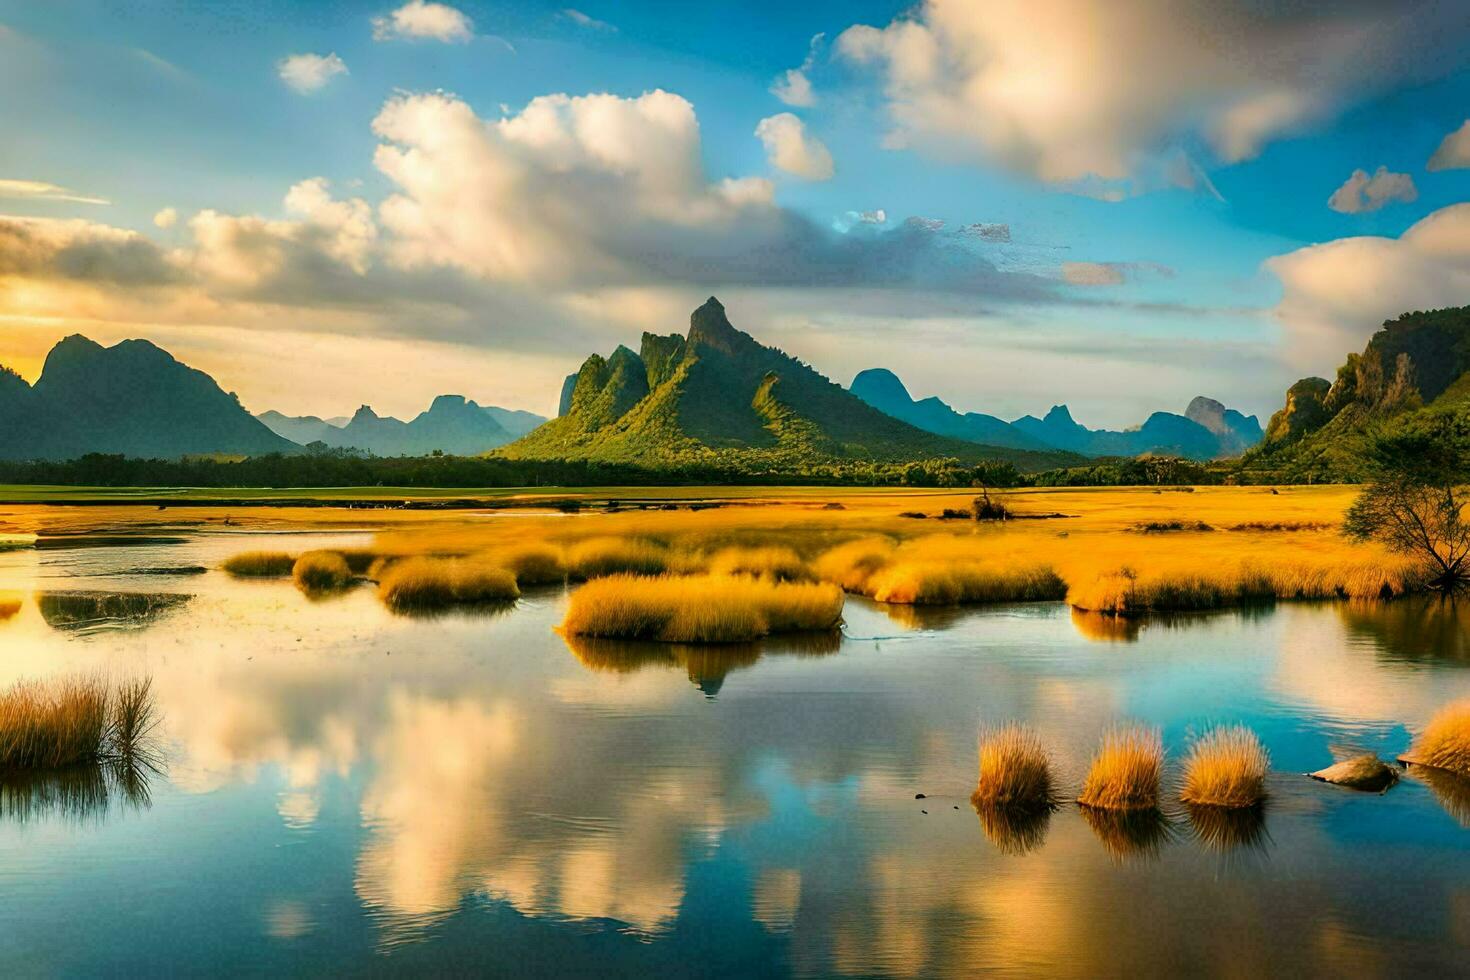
[1246,305,1470,479]
[849,369,1053,451]
[502,297,1078,471]
[0,335,295,461]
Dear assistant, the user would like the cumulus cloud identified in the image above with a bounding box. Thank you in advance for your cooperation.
[277,52,347,93]
[835,0,1470,187]
[560,9,615,32]
[755,113,834,181]
[0,215,176,284]
[0,178,108,205]
[1327,166,1417,214]
[153,207,177,229]
[771,33,823,108]
[1267,202,1470,364]
[1428,120,1470,172]
[372,1,473,43]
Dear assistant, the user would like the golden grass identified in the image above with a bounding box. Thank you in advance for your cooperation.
[868,561,1065,605]
[1179,725,1270,807]
[333,548,380,575]
[811,537,895,592]
[971,723,1054,809]
[565,537,670,579]
[292,550,353,593]
[561,574,843,643]
[1402,699,1470,777]
[707,546,812,581]
[0,675,157,769]
[376,557,520,612]
[1078,725,1164,810]
[490,543,567,586]
[223,550,296,578]
[0,593,21,621]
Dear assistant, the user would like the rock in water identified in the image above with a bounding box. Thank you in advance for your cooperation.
[1309,754,1398,792]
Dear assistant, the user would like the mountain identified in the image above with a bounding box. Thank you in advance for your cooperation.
[501,297,1078,471]
[849,369,1054,451]
[0,335,295,461]
[852,368,1261,460]
[1247,305,1470,479]
[257,395,539,456]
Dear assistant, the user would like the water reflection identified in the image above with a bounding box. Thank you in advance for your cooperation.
[1340,597,1470,665]
[562,630,842,697]
[1079,806,1175,863]
[1408,765,1470,828]
[1184,803,1270,855]
[0,755,158,824]
[36,590,191,633]
[973,803,1054,856]
[1070,608,1143,643]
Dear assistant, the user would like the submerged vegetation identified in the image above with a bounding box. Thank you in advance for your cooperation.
[1078,725,1164,810]
[1180,726,1270,808]
[562,574,843,643]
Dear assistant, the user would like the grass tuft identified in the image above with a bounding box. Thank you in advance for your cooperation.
[1402,699,1470,777]
[492,544,567,586]
[292,551,354,593]
[223,551,296,578]
[561,574,842,643]
[565,537,669,579]
[377,557,520,612]
[971,723,1054,809]
[707,546,812,582]
[1179,725,1270,807]
[1078,724,1163,810]
[0,674,157,770]
[869,562,1065,605]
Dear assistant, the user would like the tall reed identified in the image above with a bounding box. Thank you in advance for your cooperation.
[1179,725,1270,807]
[1078,725,1163,810]
[971,724,1054,809]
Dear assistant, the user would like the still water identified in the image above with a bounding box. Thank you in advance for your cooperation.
[1,525,1469,976]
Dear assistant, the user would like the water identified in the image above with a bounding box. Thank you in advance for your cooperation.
[1,527,1469,976]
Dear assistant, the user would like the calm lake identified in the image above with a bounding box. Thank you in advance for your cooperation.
[2,521,1469,976]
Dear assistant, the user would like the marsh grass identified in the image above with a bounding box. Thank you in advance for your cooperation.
[1401,699,1470,777]
[1078,725,1164,810]
[0,594,20,621]
[490,543,566,585]
[292,551,354,593]
[377,557,520,612]
[1180,725,1270,807]
[333,548,380,575]
[561,574,843,643]
[223,551,296,578]
[811,537,895,592]
[707,546,812,582]
[0,674,158,770]
[971,724,1054,809]
[868,561,1065,605]
[565,537,670,579]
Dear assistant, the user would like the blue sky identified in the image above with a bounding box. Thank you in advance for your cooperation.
[3,1,1470,425]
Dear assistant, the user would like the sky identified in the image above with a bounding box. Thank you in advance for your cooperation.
[3,0,1470,427]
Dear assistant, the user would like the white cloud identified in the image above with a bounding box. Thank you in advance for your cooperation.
[1428,119,1470,172]
[1267,202,1470,364]
[755,113,834,181]
[0,178,108,205]
[152,207,177,229]
[560,9,616,32]
[835,0,1469,187]
[372,1,473,43]
[1327,166,1417,214]
[277,52,347,93]
[770,33,824,108]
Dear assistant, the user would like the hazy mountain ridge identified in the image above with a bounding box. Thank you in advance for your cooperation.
[258,395,546,457]
[1246,305,1470,480]
[502,297,1080,472]
[851,367,1261,460]
[0,335,295,461]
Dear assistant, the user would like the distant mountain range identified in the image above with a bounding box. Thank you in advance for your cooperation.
[0,335,295,461]
[257,399,545,457]
[850,368,1262,460]
[0,334,546,462]
[1246,305,1470,480]
[503,296,1079,472]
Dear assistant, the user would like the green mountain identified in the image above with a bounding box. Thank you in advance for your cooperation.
[1246,305,1470,480]
[501,297,1078,472]
[0,335,295,461]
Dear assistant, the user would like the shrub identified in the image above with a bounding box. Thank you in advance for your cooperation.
[222,551,295,578]
[377,557,520,612]
[1402,699,1470,777]
[971,724,1053,809]
[561,574,843,643]
[1078,725,1164,810]
[1179,725,1270,807]
[292,551,353,593]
